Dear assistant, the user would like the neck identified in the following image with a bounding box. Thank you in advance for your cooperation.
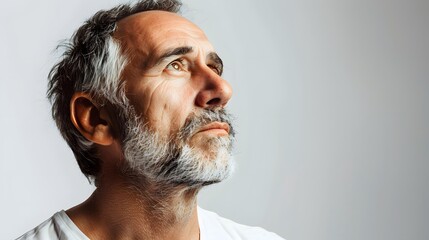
[66,173,202,240]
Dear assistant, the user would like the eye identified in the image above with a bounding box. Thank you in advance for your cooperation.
[208,64,221,75]
[166,59,186,72]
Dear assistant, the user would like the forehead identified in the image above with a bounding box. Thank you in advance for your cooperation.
[114,11,213,60]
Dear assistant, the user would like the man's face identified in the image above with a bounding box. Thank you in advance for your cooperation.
[113,11,234,185]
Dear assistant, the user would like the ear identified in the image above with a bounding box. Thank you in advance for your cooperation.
[70,92,114,146]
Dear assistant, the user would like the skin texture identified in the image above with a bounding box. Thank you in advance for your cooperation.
[117,11,232,152]
[66,11,232,240]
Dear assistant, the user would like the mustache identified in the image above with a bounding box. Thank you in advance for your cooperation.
[178,108,235,141]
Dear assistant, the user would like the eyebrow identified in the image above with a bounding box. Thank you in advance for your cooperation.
[155,46,194,65]
[207,52,224,75]
[152,46,224,75]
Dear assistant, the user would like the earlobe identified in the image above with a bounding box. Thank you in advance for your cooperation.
[70,93,114,146]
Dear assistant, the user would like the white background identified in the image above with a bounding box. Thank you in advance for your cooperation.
[1,0,429,239]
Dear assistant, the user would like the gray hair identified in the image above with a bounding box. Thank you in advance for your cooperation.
[47,0,182,182]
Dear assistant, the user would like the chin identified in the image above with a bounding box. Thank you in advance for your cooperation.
[154,138,234,187]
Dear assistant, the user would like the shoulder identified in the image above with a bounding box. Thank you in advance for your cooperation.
[198,207,285,240]
[15,211,89,240]
[16,213,60,240]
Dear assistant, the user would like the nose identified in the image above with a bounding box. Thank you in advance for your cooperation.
[194,68,233,109]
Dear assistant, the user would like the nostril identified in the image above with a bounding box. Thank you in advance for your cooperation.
[206,98,221,106]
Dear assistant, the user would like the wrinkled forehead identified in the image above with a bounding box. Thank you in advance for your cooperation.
[113,10,213,59]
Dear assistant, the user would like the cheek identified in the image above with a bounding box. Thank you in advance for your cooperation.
[126,75,198,135]
[139,81,195,136]
[160,86,196,135]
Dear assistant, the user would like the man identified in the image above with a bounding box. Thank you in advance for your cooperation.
[17,0,284,239]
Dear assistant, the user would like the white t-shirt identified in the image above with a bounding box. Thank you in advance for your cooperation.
[16,207,285,240]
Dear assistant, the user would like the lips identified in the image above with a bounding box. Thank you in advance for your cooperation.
[197,122,230,135]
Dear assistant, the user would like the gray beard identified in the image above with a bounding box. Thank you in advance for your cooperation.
[120,108,235,187]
